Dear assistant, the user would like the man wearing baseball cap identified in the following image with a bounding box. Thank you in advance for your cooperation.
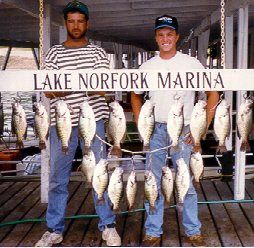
[131,15,219,246]
[35,1,121,246]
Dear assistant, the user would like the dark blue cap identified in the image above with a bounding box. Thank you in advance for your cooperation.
[63,1,89,20]
[155,15,178,32]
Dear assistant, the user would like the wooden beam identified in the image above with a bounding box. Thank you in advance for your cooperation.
[0,39,38,48]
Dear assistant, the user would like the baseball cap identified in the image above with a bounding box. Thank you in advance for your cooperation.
[63,1,89,20]
[155,15,178,32]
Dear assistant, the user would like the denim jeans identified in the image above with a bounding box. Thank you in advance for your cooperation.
[144,123,201,237]
[46,119,115,233]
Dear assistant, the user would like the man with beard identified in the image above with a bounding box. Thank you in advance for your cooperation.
[35,1,121,247]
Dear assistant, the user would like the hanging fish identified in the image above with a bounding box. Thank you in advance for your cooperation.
[175,158,190,205]
[80,150,96,183]
[236,98,253,152]
[108,167,124,212]
[161,166,174,205]
[11,101,27,148]
[167,100,184,151]
[144,170,158,214]
[126,171,137,210]
[92,159,109,204]
[107,101,126,157]
[214,99,231,153]
[190,100,207,153]
[138,100,155,151]
[34,102,49,150]
[190,152,204,183]
[78,101,96,155]
[55,100,72,154]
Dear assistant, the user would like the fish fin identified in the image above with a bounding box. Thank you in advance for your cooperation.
[143,145,150,152]
[110,146,122,157]
[149,206,156,215]
[16,140,24,149]
[76,165,81,172]
[193,144,202,153]
[62,146,68,154]
[216,145,227,154]
[240,141,251,152]
[39,141,46,150]
[121,131,127,144]
[236,126,241,140]
[83,146,91,155]
[24,127,28,140]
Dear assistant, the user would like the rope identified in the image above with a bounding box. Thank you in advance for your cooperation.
[0,199,253,228]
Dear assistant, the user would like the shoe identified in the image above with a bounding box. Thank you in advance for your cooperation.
[102,227,121,246]
[186,234,205,247]
[35,231,63,247]
[142,235,161,247]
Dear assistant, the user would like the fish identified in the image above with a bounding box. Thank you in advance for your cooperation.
[236,98,253,152]
[190,152,204,183]
[190,100,207,153]
[161,166,174,204]
[167,101,184,151]
[80,150,96,183]
[144,170,158,214]
[11,101,27,148]
[214,99,231,153]
[34,102,49,150]
[126,171,137,210]
[92,159,109,204]
[78,101,96,155]
[108,167,124,212]
[55,100,72,154]
[138,100,155,151]
[175,158,190,205]
[107,101,126,157]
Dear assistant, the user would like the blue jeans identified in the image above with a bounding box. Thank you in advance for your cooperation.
[144,123,201,237]
[46,119,115,233]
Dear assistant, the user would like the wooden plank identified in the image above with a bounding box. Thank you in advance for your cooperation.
[0,182,38,222]
[18,182,80,247]
[0,182,28,207]
[214,181,254,246]
[59,184,91,246]
[245,180,254,199]
[0,181,14,195]
[122,181,144,247]
[0,182,40,242]
[228,181,254,230]
[201,180,242,247]
[162,188,180,247]
[196,182,221,247]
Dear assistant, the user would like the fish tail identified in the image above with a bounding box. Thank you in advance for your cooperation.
[240,141,250,152]
[39,141,46,150]
[110,146,122,157]
[216,145,227,154]
[83,146,91,155]
[62,146,68,154]
[96,197,105,206]
[193,144,202,153]
[149,205,156,215]
[143,145,150,152]
[16,140,24,149]
[113,206,121,214]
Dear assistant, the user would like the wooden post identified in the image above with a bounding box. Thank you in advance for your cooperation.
[234,5,248,200]
[113,43,123,101]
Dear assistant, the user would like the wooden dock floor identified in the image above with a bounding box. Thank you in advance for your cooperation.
[0,179,253,247]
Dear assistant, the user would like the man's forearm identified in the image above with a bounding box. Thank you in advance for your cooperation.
[131,92,142,125]
[206,91,220,128]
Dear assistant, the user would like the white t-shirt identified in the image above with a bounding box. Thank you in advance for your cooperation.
[138,52,204,125]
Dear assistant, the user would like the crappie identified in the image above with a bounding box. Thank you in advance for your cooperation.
[190,100,207,153]
[55,100,72,154]
[236,98,253,151]
[126,171,137,210]
[214,100,230,153]
[12,101,27,148]
[167,101,184,150]
[108,167,124,212]
[78,101,96,155]
[190,152,204,183]
[175,158,190,205]
[34,102,49,150]
[107,101,126,157]
[81,150,96,183]
[161,166,174,204]
[144,170,158,214]
[138,100,155,151]
[92,159,108,203]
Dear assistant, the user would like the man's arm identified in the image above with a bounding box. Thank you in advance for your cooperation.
[205,91,220,129]
[131,92,143,125]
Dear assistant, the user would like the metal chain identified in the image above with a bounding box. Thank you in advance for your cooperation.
[39,0,44,69]
[220,0,226,69]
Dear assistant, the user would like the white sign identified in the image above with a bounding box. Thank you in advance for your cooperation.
[0,69,253,91]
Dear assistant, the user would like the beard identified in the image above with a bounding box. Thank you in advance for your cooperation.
[67,29,87,40]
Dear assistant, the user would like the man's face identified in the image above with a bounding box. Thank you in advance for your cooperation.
[65,12,88,39]
[155,27,179,53]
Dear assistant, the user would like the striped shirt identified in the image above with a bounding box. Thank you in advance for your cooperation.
[45,43,109,126]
